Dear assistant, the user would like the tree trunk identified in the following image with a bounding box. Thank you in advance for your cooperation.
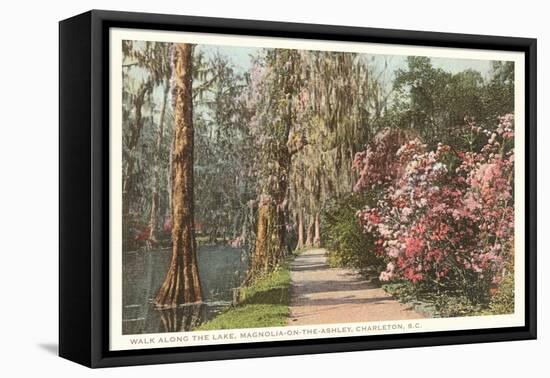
[313,212,321,247]
[148,78,171,243]
[249,149,291,278]
[248,50,305,280]
[295,209,304,250]
[249,194,287,277]
[154,43,202,307]
[305,215,314,247]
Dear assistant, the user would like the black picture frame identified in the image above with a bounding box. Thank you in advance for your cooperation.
[59,9,537,368]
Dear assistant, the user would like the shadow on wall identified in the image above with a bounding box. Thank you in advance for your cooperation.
[38,343,58,356]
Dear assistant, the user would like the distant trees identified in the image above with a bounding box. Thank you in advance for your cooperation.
[122,41,170,250]
[121,41,174,243]
[144,43,173,243]
[387,57,514,150]
[193,53,256,246]
[484,61,515,121]
[122,80,151,222]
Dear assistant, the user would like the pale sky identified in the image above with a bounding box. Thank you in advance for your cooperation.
[197,44,494,78]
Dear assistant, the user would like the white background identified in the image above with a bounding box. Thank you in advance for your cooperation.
[0,0,545,376]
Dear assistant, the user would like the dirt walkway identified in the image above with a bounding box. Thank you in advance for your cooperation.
[288,248,424,325]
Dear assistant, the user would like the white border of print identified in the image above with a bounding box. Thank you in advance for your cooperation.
[109,27,525,351]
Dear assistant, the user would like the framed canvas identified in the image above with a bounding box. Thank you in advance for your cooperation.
[59,10,537,368]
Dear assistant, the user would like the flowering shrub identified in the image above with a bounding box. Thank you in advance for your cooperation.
[352,128,419,192]
[355,115,515,305]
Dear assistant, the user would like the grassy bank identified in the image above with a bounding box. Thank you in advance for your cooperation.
[195,260,291,330]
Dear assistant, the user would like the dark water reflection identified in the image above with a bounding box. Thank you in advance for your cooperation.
[123,245,249,334]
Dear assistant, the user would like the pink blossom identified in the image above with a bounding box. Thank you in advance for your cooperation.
[355,115,515,287]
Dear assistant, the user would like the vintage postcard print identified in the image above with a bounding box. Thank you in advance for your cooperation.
[109,28,525,351]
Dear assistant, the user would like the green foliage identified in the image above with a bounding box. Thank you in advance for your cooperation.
[195,262,291,330]
[487,271,515,315]
[432,293,486,318]
[387,57,515,151]
[383,282,487,318]
[321,193,385,275]
[383,272,514,318]
[484,61,515,120]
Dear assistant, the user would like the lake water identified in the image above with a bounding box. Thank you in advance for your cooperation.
[122,245,249,334]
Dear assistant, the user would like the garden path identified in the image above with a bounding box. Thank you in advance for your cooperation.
[288,248,424,325]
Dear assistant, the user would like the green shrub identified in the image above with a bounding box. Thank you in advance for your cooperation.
[487,271,515,315]
[321,193,385,276]
[383,274,515,318]
[383,281,485,317]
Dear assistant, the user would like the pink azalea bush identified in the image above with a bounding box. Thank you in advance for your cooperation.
[354,115,515,299]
